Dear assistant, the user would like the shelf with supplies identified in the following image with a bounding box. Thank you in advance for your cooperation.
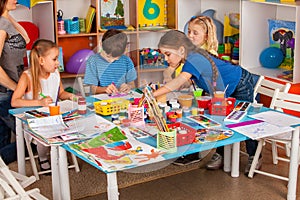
[240,0,300,83]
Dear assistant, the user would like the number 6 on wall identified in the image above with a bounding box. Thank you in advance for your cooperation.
[138,0,167,28]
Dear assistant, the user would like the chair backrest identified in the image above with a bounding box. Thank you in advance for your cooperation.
[253,76,291,104]
[270,88,300,112]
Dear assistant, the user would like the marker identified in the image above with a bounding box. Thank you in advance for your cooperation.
[39,92,47,98]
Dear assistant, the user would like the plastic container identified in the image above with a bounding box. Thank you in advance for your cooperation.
[197,96,212,109]
[94,98,130,115]
[178,94,193,108]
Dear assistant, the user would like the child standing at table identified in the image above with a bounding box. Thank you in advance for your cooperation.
[165,16,219,165]
[153,30,261,174]
[11,39,74,171]
[84,29,137,95]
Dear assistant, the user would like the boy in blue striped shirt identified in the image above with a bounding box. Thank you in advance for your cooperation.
[84,29,137,94]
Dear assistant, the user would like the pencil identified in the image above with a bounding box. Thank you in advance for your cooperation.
[55,86,60,106]
[191,80,197,91]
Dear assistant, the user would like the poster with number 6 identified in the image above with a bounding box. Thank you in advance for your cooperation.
[138,0,167,28]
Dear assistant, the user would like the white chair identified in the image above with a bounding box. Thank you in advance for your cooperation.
[0,157,48,200]
[248,88,300,181]
[253,76,292,159]
[24,130,80,180]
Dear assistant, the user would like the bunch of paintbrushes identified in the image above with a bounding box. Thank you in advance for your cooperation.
[141,86,169,132]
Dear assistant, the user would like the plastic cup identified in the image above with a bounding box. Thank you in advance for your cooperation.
[193,88,203,99]
[251,103,263,113]
[178,94,193,108]
[197,96,212,109]
[49,105,60,116]
[214,91,225,98]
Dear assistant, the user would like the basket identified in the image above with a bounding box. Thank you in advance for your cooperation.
[64,18,79,34]
[157,129,177,153]
[168,122,196,146]
[94,98,130,116]
[208,97,235,116]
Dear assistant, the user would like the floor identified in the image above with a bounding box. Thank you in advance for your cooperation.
[80,144,300,200]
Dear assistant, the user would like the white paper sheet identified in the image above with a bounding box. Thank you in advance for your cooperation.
[249,111,300,127]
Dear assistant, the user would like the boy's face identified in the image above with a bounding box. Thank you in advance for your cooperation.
[159,47,183,68]
[187,22,207,47]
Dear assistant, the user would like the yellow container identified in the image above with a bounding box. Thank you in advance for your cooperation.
[157,129,177,153]
[94,98,130,116]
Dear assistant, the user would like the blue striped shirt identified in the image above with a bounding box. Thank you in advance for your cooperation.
[84,54,137,87]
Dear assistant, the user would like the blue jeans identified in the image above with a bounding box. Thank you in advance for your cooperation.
[216,68,259,157]
[0,91,17,164]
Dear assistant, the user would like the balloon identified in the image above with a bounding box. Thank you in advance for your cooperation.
[65,49,94,74]
[259,47,284,69]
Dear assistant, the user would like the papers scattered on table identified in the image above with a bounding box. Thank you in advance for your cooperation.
[249,110,300,127]
[27,115,83,139]
[226,119,294,140]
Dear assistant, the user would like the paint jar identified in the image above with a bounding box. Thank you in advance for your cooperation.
[198,108,205,115]
[78,97,87,115]
[178,94,193,108]
[197,96,212,109]
[183,107,191,117]
[191,107,198,116]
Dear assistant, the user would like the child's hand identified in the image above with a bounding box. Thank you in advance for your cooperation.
[119,83,131,93]
[40,96,53,107]
[105,83,119,94]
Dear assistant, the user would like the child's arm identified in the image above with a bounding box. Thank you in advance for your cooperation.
[11,73,53,107]
[119,81,135,93]
[58,81,77,101]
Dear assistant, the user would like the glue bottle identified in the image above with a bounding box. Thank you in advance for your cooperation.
[78,96,87,115]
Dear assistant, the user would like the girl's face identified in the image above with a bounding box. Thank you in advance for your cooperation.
[40,47,59,73]
[187,22,207,47]
[6,0,17,11]
[159,47,183,67]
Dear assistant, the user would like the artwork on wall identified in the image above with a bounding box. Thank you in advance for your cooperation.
[268,19,295,70]
[100,0,126,30]
[138,0,167,29]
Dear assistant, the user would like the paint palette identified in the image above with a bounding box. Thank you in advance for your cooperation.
[234,102,251,112]
[224,110,247,122]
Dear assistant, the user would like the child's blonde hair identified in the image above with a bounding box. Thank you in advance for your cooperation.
[29,39,58,99]
[188,16,218,53]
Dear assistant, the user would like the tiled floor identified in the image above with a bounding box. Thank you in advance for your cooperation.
[80,144,300,200]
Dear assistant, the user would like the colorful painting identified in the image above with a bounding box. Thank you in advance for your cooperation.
[100,0,126,29]
[268,19,295,70]
[138,0,167,28]
[69,128,166,172]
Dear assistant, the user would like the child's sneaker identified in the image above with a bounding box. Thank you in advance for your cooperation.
[206,152,223,170]
[244,156,262,176]
[173,153,201,166]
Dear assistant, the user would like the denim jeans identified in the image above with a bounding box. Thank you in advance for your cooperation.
[0,91,17,164]
[216,68,260,157]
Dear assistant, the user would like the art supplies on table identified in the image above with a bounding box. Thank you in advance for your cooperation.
[224,110,247,122]
[36,100,79,115]
[187,115,221,128]
[234,101,251,111]
[195,128,234,143]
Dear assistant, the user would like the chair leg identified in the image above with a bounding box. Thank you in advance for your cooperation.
[271,141,279,165]
[70,154,80,172]
[24,135,40,180]
[248,139,264,178]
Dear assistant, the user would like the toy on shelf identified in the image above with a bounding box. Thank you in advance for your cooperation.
[259,47,284,69]
[139,48,168,69]
[57,9,66,35]
[64,17,80,34]
[65,49,94,74]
